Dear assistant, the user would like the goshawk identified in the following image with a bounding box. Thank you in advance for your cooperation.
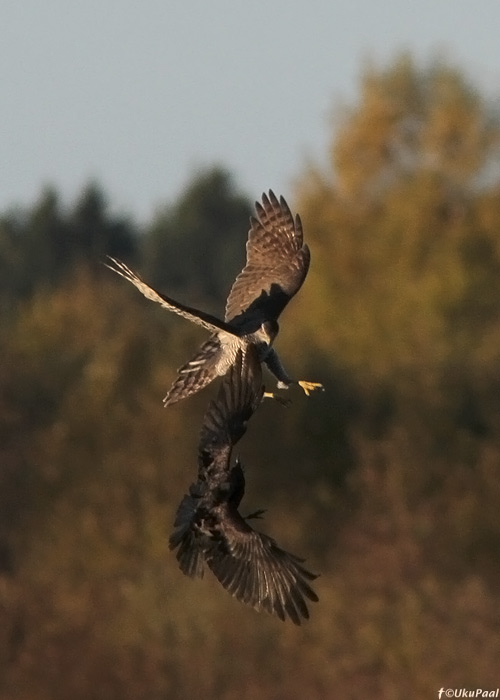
[107,190,323,405]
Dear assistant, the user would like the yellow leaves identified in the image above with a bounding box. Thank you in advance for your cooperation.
[334,92,398,199]
[295,57,500,388]
[422,88,486,181]
[330,55,500,204]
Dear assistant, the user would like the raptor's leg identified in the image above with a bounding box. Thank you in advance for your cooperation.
[265,348,324,398]
[263,391,291,407]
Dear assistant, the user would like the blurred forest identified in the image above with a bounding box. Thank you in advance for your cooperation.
[1,55,500,699]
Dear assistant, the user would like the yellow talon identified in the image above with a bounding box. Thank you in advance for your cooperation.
[298,381,324,397]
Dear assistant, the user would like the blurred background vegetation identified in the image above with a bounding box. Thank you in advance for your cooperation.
[1,55,500,699]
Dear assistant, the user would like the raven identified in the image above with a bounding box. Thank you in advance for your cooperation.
[169,347,319,624]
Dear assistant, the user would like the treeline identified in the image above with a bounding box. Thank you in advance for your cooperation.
[0,168,251,307]
[1,55,500,699]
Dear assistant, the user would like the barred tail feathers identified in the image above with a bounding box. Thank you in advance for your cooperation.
[163,337,223,406]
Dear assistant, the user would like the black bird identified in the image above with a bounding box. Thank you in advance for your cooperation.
[169,347,319,624]
[106,191,323,405]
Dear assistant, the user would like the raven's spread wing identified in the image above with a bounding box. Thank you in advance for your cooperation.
[106,257,235,335]
[224,191,310,328]
[205,505,319,625]
[197,346,263,479]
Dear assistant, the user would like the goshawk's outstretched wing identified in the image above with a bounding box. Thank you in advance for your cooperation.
[205,501,319,625]
[224,191,310,328]
[105,257,235,335]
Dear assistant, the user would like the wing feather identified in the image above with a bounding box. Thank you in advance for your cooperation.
[106,257,235,335]
[225,191,310,326]
[205,506,318,625]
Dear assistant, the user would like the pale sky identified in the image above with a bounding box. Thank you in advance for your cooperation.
[2,1,499,221]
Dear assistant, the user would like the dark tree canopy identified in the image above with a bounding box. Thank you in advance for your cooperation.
[0,181,138,302]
